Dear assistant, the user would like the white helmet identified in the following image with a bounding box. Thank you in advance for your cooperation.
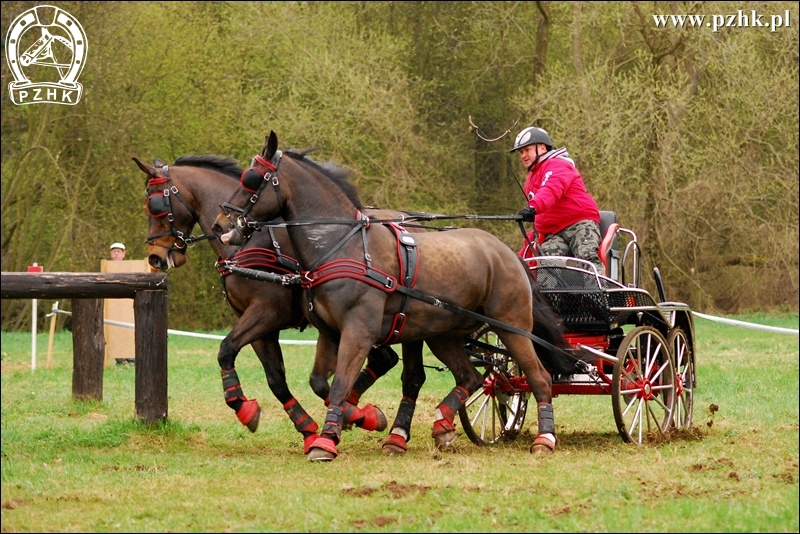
[510,126,552,153]
[110,242,126,251]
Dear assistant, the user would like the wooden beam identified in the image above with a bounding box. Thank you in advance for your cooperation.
[1,272,167,299]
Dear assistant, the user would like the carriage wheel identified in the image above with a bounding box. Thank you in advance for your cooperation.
[612,326,676,445]
[459,327,529,446]
[668,328,694,428]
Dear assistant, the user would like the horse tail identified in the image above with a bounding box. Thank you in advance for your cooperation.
[523,262,566,347]
[522,262,578,375]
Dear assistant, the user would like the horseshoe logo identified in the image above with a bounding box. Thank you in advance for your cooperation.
[5,5,87,105]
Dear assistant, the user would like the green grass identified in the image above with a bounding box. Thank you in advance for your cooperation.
[1,313,798,532]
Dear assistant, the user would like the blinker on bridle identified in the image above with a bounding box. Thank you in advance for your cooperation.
[145,165,212,252]
[219,151,283,238]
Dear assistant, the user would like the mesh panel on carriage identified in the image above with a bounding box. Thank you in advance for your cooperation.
[532,265,613,332]
[534,263,661,332]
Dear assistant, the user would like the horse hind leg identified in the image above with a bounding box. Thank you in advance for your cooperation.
[334,344,397,432]
[382,341,426,455]
[424,336,483,449]
[497,333,557,455]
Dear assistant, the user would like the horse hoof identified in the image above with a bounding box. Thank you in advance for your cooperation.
[530,435,555,455]
[307,436,338,461]
[433,430,457,449]
[381,433,408,456]
[307,448,337,461]
[359,404,388,432]
[236,399,261,433]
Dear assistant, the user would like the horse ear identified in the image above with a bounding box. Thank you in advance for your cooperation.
[263,130,278,159]
[133,157,156,176]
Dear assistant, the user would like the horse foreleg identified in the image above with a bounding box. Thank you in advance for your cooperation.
[253,336,320,453]
[340,344,396,432]
[382,341,426,455]
[218,334,262,433]
[310,334,388,433]
[308,336,374,461]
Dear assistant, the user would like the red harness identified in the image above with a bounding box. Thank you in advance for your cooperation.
[300,221,419,345]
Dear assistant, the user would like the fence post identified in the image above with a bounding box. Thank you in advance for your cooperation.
[134,289,168,424]
[71,298,105,400]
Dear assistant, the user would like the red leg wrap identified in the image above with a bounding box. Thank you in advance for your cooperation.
[431,418,456,438]
[342,401,365,426]
[303,432,320,455]
[346,389,361,406]
[236,397,260,432]
[357,404,388,432]
[382,432,408,452]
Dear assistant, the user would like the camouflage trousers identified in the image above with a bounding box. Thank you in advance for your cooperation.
[539,219,605,274]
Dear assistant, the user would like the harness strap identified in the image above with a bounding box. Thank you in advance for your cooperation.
[378,223,419,345]
[391,283,567,358]
[161,165,200,222]
[300,259,397,291]
[217,247,301,277]
[305,211,369,274]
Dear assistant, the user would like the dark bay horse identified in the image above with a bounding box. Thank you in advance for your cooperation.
[135,155,418,454]
[213,131,566,461]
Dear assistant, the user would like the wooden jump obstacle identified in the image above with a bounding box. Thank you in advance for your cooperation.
[1,271,169,425]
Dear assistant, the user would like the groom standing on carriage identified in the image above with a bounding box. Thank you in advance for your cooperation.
[513,126,605,274]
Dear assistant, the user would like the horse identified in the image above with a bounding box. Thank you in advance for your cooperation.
[134,154,424,454]
[213,131,567,461]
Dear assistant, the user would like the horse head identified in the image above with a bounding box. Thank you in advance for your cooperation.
[135,156,196,271]
[213,131,282,245]
[213,130,363,249]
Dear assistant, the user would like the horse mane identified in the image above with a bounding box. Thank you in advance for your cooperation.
[284,150,363,208]
[172,155,243,180]
[171,152,363,208]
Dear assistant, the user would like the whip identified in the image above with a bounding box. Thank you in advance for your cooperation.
[468,115,538,255]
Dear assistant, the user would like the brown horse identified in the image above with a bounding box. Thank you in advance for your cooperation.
[135,155,422,454]
[213,131,565,461]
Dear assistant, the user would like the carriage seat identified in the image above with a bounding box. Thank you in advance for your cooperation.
[598,211,620,281]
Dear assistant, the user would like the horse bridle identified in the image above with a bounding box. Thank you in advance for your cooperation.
[218,151,284,240]
[145,164,215,253]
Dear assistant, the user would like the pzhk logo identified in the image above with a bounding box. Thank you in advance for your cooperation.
[5,5,87,106]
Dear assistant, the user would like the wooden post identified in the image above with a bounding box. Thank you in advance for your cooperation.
[134,289,168,424]
[1,271,169,422]
[71,298,105,401]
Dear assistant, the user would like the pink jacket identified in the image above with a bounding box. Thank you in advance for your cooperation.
[523,147,599,241]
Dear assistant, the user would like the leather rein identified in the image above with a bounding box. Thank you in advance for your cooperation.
[218,153,567,355]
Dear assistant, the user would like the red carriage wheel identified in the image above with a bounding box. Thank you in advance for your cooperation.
[611,326,676,445]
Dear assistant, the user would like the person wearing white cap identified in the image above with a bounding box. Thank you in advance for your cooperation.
[109,242,126,261]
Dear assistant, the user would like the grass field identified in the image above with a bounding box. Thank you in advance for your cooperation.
[1,313,798,532]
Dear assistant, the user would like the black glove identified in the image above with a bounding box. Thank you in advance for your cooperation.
[518,206,536,222]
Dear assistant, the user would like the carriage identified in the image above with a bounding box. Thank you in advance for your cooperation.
[180,129,697,460]
[460,212,696,446]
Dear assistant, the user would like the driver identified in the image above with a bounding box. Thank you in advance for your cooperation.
[512,126,604,274]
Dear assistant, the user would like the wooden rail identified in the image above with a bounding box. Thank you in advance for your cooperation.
[1,272,169,425]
